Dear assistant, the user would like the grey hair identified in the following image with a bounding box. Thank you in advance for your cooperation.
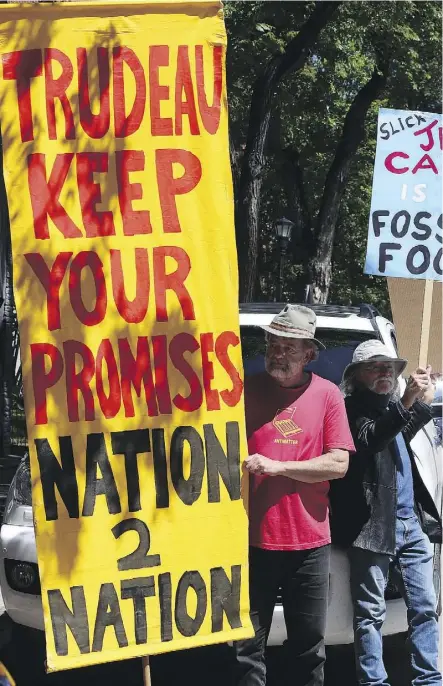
[340,367,401,399]
[340,369,358,397]
[302,339,320,362]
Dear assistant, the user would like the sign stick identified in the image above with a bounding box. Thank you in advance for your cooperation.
[418,279,434,368]
[142,657,152,686]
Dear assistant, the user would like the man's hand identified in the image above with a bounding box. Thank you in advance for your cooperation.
[421,366,435,405]
[244,453,282,477]
[402,366,434,409]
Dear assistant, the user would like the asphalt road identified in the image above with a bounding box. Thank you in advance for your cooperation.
[0,616,411,686]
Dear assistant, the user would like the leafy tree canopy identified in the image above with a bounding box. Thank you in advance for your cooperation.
[225,0,442,314]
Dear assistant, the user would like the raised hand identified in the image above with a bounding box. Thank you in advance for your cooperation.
[402,366,434,409]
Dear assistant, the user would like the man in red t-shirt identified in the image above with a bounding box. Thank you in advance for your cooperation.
[234,304,354,686]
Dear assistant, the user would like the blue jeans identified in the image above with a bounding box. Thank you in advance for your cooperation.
[349,514,441,686]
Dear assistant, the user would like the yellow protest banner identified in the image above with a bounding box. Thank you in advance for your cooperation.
[0,0,252,672]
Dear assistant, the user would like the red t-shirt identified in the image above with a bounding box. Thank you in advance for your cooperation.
[245,372,355,551]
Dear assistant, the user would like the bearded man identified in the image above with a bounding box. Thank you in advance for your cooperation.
[234,305,354,686]
[331,340,442,686]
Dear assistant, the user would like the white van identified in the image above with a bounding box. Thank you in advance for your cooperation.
[1,303,442,643]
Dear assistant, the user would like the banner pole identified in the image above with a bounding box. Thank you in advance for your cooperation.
[418,279,434,369]
[142,657,152,686]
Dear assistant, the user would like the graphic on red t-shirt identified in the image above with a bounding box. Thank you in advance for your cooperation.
[272,408,303,440]
[245,372,355,551]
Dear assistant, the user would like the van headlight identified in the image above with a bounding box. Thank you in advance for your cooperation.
[3,455,33,527]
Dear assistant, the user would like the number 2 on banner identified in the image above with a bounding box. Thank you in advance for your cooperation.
[112,519,161,571]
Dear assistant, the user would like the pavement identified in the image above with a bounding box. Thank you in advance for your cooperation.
[0,617,412,686]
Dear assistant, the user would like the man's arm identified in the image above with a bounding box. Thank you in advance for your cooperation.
[350,367,434,453]
[402,400,433,443]
[351,405,411,453]
[244,449,349,483]
[402,368,435,442]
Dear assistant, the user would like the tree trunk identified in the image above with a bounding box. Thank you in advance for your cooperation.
[236,1,341,302]
[308,57,390,303]
[280,146,313,257]
[309,257,333,305]
[229,130,241,204]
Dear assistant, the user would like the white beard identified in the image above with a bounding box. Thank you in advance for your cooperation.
[369,377,395,394]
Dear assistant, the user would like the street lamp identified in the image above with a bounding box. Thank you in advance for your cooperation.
[275,217,294,301]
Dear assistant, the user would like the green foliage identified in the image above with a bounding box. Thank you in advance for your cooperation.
[225,1,442,308]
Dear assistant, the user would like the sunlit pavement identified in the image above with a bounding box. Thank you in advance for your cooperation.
[0,617,413,686]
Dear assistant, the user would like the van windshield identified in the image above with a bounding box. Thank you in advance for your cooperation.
[240,326,379,387]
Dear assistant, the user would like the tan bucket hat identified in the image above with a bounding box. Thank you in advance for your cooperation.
[261,304,325,349]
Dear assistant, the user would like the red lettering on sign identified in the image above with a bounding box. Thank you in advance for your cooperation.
[195,45,223,135]
[64,340,95,422]
[153,246,195,321]
[113,47,146,138]
[149,45,173,136]
[110,248,149,324]
[169,333,203,412]
[118,337,158,417]
[96,339,121,419]
[201,332,220,411]
[385,151,439,176]
[69,252,107,326]
[115,150,151,235]
[384,151,409,174]
[412,154,438,175]
[77,47,110,138]
[44,48,75,140]
[25,252,72,331]
[152,335,172,414]
[31,343,63,425]
[215,331,243,407]
[27,153,82,239]
[175,46,199,136]
[2,49,42,142]
[76,152,115,237]
[156,149,202,233]
[414,119,439,151]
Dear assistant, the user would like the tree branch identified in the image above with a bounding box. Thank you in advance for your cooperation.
[236,1,341,301]
[308,55,390,302]
[315,56,390,258]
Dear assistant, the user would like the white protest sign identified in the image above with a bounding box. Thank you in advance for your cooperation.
[365,108,442,280]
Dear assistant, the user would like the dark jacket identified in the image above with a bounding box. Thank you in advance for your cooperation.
[330,388,442,555]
